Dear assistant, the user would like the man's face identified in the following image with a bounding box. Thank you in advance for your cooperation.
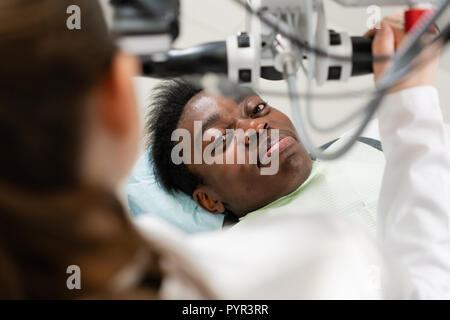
[178,91,312,217]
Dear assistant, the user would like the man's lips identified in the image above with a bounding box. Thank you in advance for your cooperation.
[266,136,295,157]
[257,134,296,166]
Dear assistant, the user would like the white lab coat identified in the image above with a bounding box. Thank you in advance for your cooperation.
[377,86,450,299]
[135,86,450,299]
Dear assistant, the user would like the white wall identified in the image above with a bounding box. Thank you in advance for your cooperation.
[129,0,450,145]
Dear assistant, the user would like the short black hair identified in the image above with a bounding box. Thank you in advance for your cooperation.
[146,78,204,196]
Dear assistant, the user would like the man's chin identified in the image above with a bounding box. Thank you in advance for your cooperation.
[279,143,306,165]
[278,148,312,183]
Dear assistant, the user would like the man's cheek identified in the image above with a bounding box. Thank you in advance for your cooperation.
[209,164,237,184]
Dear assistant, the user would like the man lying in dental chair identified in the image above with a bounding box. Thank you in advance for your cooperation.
[127,17,443,236]
[134,78,384,235]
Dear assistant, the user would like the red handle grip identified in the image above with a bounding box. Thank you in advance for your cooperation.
[404,8,435,33]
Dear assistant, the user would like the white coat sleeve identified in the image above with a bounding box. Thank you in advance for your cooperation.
[377,86,450,299]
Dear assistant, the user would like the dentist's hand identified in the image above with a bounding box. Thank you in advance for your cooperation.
[365,14,440,92]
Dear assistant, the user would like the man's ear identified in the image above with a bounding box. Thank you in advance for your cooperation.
[97,52,140,136]
[193,187,225,215]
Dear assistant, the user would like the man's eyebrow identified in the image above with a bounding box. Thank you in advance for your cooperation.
[218,83,257,103]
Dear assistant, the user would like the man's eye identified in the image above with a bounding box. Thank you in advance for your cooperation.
[252,102,267,115]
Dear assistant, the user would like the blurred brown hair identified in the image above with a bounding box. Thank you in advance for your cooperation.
[0,0,162,299]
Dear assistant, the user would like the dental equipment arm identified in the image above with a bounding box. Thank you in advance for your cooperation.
[127,0,444,86]
[109,0,379,84]
[110,0,180,54]
[139,35,373,81]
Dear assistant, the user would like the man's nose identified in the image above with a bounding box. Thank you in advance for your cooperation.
[237,119,268,145]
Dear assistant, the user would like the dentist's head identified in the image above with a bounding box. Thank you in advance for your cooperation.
[0,0,161,299]
[0,0,141,192]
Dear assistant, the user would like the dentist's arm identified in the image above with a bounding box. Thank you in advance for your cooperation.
[372,19,450,298]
